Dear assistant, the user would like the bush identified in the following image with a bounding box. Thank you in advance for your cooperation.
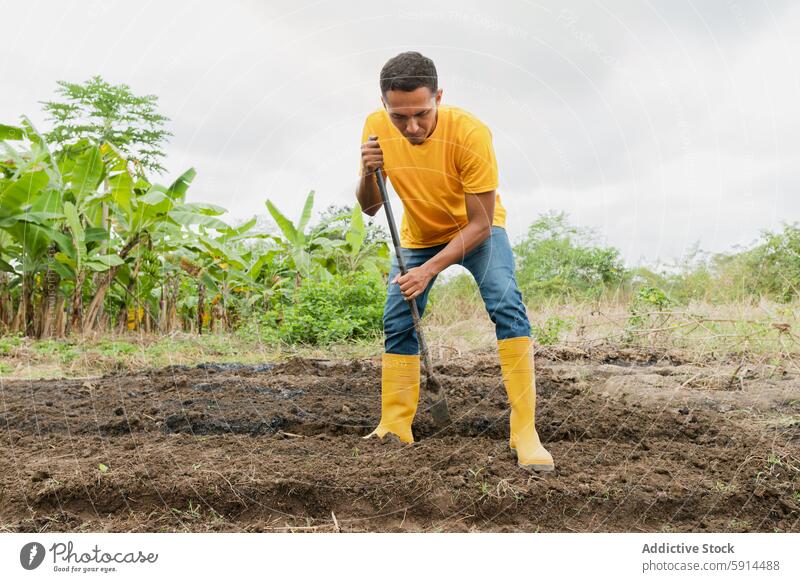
[645,224,800,304]
[718,224,800,302]
[282,271,385,344]
[532,316,574,345]
[241,271,386,345]
[624,285,673,344]
[513,211,628,301]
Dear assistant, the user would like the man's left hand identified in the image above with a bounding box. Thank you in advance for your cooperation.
[392,265,435,300]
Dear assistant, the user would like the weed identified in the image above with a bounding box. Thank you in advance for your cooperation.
[494,479,525,502]
[767,453,783,468]
[0,335,23,355]
[589,488,613,502]
[33,340,79,364]
[171,500,202,520]
[532,316,574,346]
[467,467,493,501]
[95,340,137,357]
[714,480,736,493]
[729,518,751,530]
[467,467,484,480]
[625,285,673,344]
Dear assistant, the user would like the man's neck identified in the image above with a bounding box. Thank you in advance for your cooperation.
[424,108,439,141]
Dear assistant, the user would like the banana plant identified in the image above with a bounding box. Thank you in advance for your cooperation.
[81,143,229,331]
[309,204,390,276]
[334,204,389,275]
[266,190,314,281]
[2,107,394,337]
[54,200,120,330]
[0,120,70,334]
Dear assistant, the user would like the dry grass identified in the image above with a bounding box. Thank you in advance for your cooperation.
[1,298,798,380]
[425,295,800,362]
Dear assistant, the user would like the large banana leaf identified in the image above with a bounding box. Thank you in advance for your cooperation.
[169,204,229,231]
[345,203,365,252]
[108,169,134,224]
[179,202,226,215]
[265,200,298,243]
[0,124,23,141]
[0,211,63,229]
[0,170,49,214]
[296,190,315,237]
[64,201,86,271]
[70,145,104,203]
[221,216,257,240]
[0,257,16,273]
[166,168,197,201]
[86,253,125,271]
[21,117,62,187]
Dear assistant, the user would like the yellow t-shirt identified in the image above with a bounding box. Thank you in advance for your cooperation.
[360,104,506,248]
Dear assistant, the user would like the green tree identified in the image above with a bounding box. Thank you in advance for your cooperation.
[713,223,800,302]
[41,75,171,173]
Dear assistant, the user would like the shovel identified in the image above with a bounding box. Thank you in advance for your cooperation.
[370,155,451,427]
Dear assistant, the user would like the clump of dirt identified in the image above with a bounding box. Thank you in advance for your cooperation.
[1,347,798,532]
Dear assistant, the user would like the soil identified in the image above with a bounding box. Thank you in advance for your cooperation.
[1,345,798,532]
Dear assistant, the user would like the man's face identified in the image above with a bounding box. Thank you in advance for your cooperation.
[382,87,443,145]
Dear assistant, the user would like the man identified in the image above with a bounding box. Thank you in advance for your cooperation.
[356,51,553,472]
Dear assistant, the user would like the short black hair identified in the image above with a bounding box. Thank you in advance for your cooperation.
[379,51,438,95]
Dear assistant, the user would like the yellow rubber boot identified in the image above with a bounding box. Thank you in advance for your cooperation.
[364,353,420,443]
[498,337,554,472]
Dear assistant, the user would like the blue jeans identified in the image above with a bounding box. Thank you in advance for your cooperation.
[384,226,531,355]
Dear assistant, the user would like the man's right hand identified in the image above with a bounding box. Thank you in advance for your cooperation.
[361,135,384,174]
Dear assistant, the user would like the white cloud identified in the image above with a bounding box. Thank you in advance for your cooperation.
[1,0,797,266]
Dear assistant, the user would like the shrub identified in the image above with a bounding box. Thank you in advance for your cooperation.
[513,211,627,301]
[532,316,573,346]
[625,285,673,344]
[240,271,386,345]
[280,271,385,344]
[643,224,800,304]
[719,224,800,302]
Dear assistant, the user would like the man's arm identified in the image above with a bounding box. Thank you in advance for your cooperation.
[356,172,383,217]
[356,136,384,217]
[393,191,495,299]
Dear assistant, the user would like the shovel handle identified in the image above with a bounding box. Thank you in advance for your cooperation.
[367,139,407,276]
[369,146,436,382]
[368,138,450,425]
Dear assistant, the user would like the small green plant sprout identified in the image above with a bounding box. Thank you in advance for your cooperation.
[714,480,736,493]
[625,285,673,344]
[532,315,573,346]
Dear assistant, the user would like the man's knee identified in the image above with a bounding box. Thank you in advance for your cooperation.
[479,274,518,309]
[383,320,418,355]
[383,309,412,336]
[479,279,530,335]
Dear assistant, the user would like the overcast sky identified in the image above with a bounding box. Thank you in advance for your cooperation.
[3,0,798,268]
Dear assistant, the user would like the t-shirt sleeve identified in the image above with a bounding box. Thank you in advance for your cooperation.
[459,125,499,194]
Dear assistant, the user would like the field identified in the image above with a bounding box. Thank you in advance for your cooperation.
[4,84,800,533]
[3,98,800,533]
[2,341,798,533]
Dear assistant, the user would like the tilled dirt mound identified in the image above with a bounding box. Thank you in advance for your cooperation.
[1,345,798,532]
